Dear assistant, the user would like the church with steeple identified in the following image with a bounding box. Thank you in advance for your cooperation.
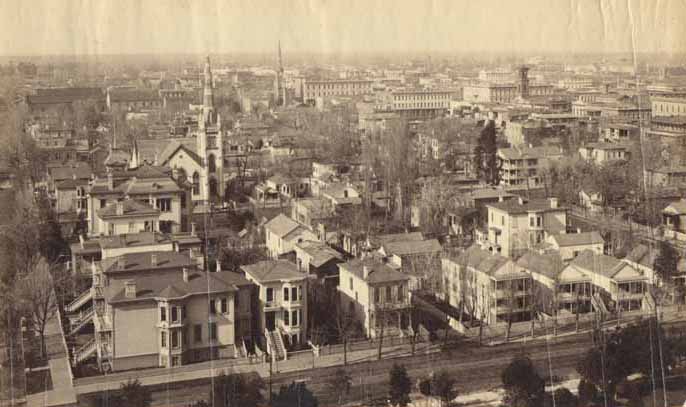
[159,56,224,205]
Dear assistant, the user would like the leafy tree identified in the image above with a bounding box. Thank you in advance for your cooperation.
[271,381,318,407]
[326,368,352,406]
[501,356,545,407]
[213,372,265,407]
[388,363,412,407]
[118,379,152,407]
[419,371,458,407]
[432,371,459,407]
[474,120,501,185]
[653,240,678,283]
[550,388,577,407]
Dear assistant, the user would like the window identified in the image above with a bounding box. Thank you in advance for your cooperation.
[172,331,179,348]
[292,310,298,326]
[220,298,228,314]
[100,199,107,209]
[160,306,167,322]
[386,286,392,302]
[284,310,290,326]
[194,324,202,343]
[209,322,217,340]
[128,222,135,233]
[161,331,167,348]
[291,287,297,301]
[209,300,216,314]
[283,287,289,301]
[171,307,178,322]
[192,172,200,195]
[398,284,404,301]
[349,277,353,290]
[234,293,239,310]
[374,287,380,303]
[157,198,172,212]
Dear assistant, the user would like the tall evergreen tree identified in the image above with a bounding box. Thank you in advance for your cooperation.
[654,240,678,283]
[474,120,501,185]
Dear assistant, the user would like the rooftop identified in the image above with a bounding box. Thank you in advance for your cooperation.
[487,197,564,214]
[107,270,251,304]
[516,250,565,280]
[241,260,307,283]
[550,231,604,247]
[498,145,563,160]
[103,251,195,274]
[264,213,300,238]
[449,245,520,279]
[97,199,160,219]
[339,257,409,284]
[295,240,343,268]
[382,239,442,256]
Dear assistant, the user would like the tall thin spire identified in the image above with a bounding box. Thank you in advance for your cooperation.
[203,55,214,109]
[277,40,283,73]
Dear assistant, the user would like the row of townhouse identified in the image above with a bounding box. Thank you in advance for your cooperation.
[442,244,651,327]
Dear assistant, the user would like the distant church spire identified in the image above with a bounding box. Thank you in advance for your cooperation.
[203,55,214,109]
[277,40,284,74]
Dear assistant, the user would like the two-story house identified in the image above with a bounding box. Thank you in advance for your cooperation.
[87,168,186,236]
[482,197,567,258]
[442,245,532,326]
[264,214,318,259]
[338,258,411,338]
[497,145,564,188]
[539,231,605,262]
[241,260,309,359]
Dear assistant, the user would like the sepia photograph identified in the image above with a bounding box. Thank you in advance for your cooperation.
[1,0,686,406]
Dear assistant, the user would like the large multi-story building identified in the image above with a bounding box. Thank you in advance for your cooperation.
[70,250,253,372]
[497,145,564,188]
[462,83,554,103]
[643,116,686,164]
[384,89,452,119]
[301,79,373,103]
[651,96,686,118]
[442,245,532,326]
[337,258,411,338]
[481,197,567,258]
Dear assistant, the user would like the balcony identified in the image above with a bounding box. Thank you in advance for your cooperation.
[371,299,411,311]
[264,301,281,311]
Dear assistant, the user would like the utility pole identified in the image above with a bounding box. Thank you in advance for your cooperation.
[268,353,273,403]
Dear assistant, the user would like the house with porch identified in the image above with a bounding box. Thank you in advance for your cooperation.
[337,258,411,339]
[241,260,309,359]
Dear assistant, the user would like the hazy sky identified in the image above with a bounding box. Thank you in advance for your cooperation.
[1,0,684,56]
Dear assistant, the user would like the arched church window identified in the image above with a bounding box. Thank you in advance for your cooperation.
[192,172,200,195]
[208,154,216,173]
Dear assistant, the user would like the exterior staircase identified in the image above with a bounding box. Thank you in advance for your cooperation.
[591,293,609,315]
[69,308,94,336]
[73,338,97,364]
[66,289,93,313]
[267,330,287,361]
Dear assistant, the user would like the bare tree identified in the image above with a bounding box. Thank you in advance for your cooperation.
[20,259,58,358]
[331,300,358,366]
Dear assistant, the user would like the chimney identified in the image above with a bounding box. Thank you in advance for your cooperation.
[498,195,504,202]
[191,222,197,236]
[363,265,371,280]
[549,197,558,208]
[518,196,525,205]
[151,254,158,267]
[118,257,126,270]
[577,227,581,234]
[107,172,114,190]
[124,280,136,298]
[182,267,189,282]
[116,201,124,216]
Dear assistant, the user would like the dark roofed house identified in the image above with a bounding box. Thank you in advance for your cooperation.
[294,240,344,287]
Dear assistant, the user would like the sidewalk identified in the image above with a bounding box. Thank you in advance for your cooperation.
[73,339,439,396]
[26,308,77,407]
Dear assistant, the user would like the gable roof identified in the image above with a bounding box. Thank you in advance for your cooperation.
[550,231,604,247]
[339,258,409,284]
[487,198,563,214]
[158,138,201,165]
[570,249,645,281]
[516,250,565,280]
[452,245,518,279]
[295,240,343,268]
[264,213,300,238]
[241,260,306,283]
[663,199,686,215]
[623,244,657,269]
